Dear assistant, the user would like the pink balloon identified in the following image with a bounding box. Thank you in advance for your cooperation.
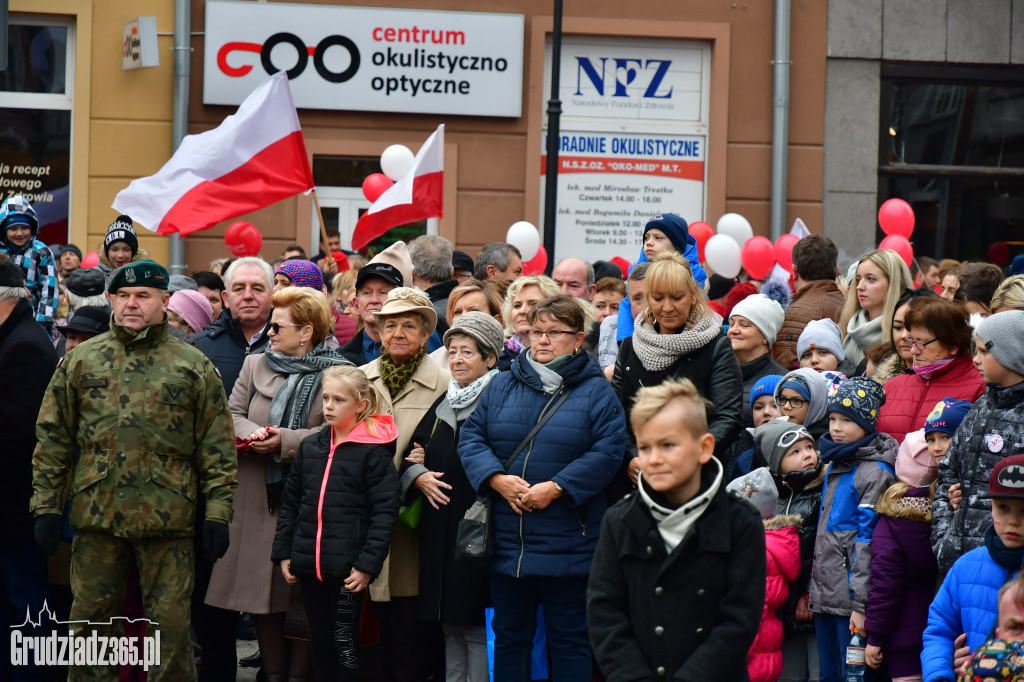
[689,221,714,262]
[774,234,800,273]
[879,235,913,268]
[225,222,262,257]
[741,236,775,280]
[81,250,100,268]
[878,198,915,238]
[522,244,548,276]
[362,173,393,203]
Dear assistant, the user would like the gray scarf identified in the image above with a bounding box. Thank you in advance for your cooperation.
[842,309,883,367]
[631,309,721,372]
[525,351,567,395]
[262,341,352,511]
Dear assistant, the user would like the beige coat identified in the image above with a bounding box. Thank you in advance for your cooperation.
[204,354,326,614]
[362,356,449,602]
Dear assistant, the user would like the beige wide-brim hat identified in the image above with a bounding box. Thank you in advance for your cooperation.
[375,287,437,336]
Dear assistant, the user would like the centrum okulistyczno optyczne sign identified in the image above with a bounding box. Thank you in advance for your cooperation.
[203,0,524,117]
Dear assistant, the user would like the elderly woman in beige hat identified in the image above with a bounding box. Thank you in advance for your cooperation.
[360,286,450,680]
[400,311,506,682]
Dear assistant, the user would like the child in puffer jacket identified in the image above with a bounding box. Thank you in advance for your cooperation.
[863,428,940,682]
[0,194,58,330]
[752,418,825,682]
[922,454,1024,682]
[809,377,898,681]
[728,467,802,682]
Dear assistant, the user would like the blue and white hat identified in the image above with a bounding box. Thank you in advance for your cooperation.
[0,194,39,234]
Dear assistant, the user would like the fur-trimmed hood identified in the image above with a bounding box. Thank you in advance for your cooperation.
[876,484,933,522]
[764,513,803,531]
[874,351,909,386]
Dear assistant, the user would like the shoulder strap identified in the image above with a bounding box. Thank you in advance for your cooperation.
[502,385,574,472]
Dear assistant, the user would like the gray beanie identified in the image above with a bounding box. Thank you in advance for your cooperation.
[976,311,1024,377]
[729,293,785,348]
[797,318,845,362]
[169,274,198,294]
[726,467,779,519]
[443,311,505,362]
[751,417,814,475]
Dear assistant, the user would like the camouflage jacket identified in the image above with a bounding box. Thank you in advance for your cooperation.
[31,318,237,538]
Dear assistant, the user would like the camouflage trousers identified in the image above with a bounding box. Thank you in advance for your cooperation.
[68,532,195,682]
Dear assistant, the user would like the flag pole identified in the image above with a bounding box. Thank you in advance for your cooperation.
[311,188,331,253]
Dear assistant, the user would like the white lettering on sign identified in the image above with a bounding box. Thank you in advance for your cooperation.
[203,1,524,117]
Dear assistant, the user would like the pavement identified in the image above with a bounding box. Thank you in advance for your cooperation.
[235,637,260,682]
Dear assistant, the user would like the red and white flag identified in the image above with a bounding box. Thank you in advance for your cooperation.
[113,71,314,236]
[351,125,444,250]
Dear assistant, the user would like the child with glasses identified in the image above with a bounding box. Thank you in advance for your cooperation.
[809,377,898,681]
[773,368,831,440]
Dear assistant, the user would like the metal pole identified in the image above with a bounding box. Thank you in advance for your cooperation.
[769,0,791,241]
[168,0,191,274]
[542,0,563,274]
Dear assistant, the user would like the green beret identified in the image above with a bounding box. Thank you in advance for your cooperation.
[107,259,170,293]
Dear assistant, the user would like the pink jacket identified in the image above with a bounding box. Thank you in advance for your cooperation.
[876,355,984,444]
[748,518,802,682]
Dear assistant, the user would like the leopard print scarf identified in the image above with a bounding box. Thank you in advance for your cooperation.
[380,347,427,399]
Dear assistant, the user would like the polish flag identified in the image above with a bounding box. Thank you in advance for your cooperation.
[112,71,314,236]
[351,125,444,250]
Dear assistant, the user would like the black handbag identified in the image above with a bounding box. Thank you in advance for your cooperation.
[454,386,574,566]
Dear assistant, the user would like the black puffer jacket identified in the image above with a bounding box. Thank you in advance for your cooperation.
[192,315,270,397]
[613,332,742,459]
[932,381,1024,575]
[272,418,400,582]
[772,465,824,637]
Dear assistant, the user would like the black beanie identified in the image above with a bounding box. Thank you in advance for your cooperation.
[104,215,139,258]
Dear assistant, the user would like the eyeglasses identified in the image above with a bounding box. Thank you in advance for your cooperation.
[908,337,938,352]
[777,396,808,409]
[528,329,580,341]
[269,322,304,334]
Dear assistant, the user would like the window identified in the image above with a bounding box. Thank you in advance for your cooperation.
[879,64,1024,261]
[0,17,74,246]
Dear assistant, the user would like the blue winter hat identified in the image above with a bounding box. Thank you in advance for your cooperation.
[1011,254,1024,277]
[779,376,811,402]
[826,377,886,432]
[750,374,784,413]
[924,398,971,437]
[643,213,691,253]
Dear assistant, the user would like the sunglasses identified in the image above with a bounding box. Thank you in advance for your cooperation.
[269,322,305,334]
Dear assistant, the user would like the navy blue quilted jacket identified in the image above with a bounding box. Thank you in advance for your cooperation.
[459,350,627,578]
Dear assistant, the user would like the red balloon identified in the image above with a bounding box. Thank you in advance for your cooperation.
[741,236,775,280]
[362,173,393,203]
[878,198,915,238]
[774,234,800,273]
[689,221,714,262]
[988,241,1010,266]
[879,234,913,268]
[81,250,100,268]
[225,222,262,257]
[609,256,631,279]
[522,245,548,276]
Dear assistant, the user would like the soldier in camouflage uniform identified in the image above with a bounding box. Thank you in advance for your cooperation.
[30,260,237,682]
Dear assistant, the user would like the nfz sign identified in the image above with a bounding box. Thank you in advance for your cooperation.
[549,36,709,123]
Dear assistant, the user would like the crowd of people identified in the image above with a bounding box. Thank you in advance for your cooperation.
[5,189,1024,682]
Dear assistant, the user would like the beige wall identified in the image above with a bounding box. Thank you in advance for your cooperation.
[24,0,826,271]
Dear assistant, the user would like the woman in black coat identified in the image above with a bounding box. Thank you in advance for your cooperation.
[399,312,506,682]
[612,252,743,482]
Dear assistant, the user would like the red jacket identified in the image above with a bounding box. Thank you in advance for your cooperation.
[876,354,984,444]
[748,519,801,682]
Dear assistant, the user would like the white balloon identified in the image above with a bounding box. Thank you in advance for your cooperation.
[380,145,415,181]
[704,234,742,279]
[716,213,754,246]
[506,221,540,261]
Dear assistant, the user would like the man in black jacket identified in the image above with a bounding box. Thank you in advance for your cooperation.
[0,260,58,681]
[191,256,273,681]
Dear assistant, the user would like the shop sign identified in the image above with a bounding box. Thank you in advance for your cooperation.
[0,109,71,245]
[122,17,159,70]
[203,0,524,117]
[542,131,706,263]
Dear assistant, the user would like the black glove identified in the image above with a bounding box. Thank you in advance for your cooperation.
[203,521,230,563]
[34,514,63,556]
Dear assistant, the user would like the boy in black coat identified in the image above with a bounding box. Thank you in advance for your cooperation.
[587,378,766,681]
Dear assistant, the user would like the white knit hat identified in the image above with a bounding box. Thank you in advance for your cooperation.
[729,293,785,348]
